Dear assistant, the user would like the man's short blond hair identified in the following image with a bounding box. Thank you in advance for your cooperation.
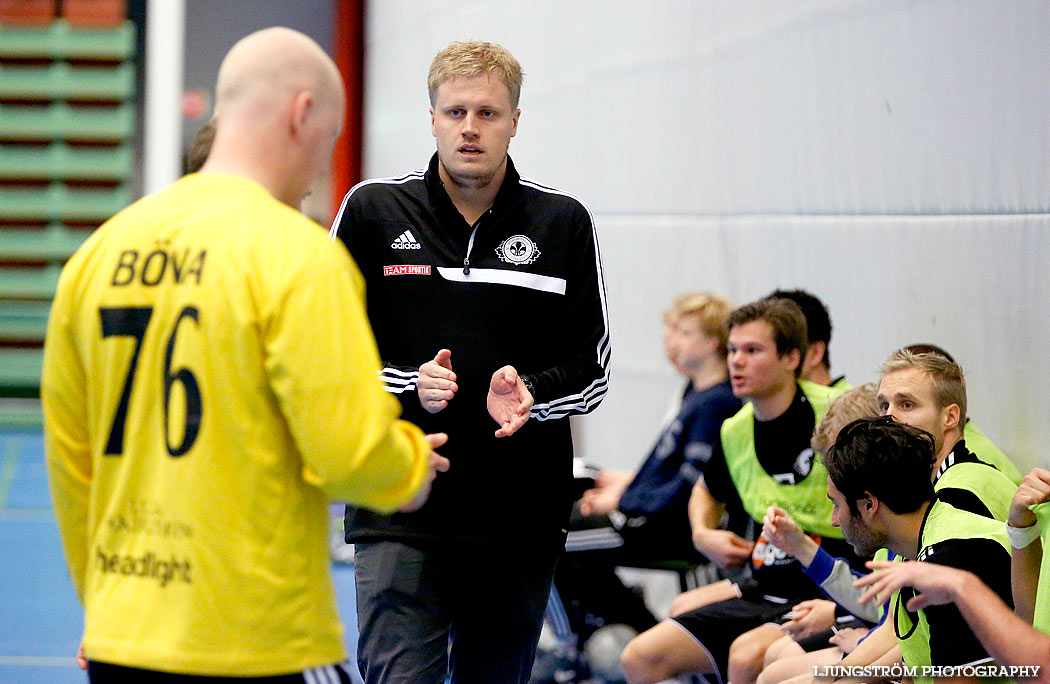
[880,349,967,423]
[812,383,879,453]
[664,292,734,357]
[428,41,524,108]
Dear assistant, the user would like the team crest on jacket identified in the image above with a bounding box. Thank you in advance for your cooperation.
[496,235,541,265]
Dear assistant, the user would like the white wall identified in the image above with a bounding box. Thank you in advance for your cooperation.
[361,0,1050,472]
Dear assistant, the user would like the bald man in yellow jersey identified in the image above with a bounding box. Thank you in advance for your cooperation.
[42,27,447,683]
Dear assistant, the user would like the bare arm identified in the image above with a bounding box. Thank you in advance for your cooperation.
[835,618,897,669]
[580,469,633,516]
[856,561,1050,683]
[781,598,837,640]
[789,622,898,684]
[828,621,900,684]
[688,476,724,532]
[688,477,754,568]
[1011,538,1042,623]
[858,644,903,681]
[950,571,1049,683]
[1007,468,1050,621]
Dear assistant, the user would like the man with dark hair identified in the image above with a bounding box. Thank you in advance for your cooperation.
[620,298,855,684]
[825,417,937,518]
[182,120,215,175]
[854,466,1050,683]
[824,416,1013,684]
[768,289,845,389]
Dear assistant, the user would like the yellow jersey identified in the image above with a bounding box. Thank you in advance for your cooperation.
[42,173,431,675]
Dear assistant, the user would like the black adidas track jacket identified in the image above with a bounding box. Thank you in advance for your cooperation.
[330,154,610,545]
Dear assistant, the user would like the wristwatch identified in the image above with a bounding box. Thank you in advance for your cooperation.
[521,375,536,398]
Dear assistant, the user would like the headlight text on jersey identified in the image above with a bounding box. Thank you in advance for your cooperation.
[96,547,192,587]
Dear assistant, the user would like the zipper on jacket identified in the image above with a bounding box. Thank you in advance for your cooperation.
[463,220,481,275]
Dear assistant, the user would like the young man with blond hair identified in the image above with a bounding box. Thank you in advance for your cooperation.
[811,383,879,454]
[655,292,730,420]
[578,292,737,527]
[877,349,1017,521]
[329,41,610,684]
[43,28,445,683]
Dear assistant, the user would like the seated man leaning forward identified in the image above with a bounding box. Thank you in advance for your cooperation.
[824,416,1014,684]
[853,467,1050,684]
[620,297,859,684]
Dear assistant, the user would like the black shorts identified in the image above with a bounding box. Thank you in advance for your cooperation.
[88,661,355,683]
[670,596,794,683]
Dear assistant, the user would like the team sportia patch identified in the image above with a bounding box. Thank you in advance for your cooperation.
[496,235,541,265]
[383,265,431,276]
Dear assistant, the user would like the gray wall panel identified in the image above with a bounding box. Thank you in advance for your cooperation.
[361,1,1049,473]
